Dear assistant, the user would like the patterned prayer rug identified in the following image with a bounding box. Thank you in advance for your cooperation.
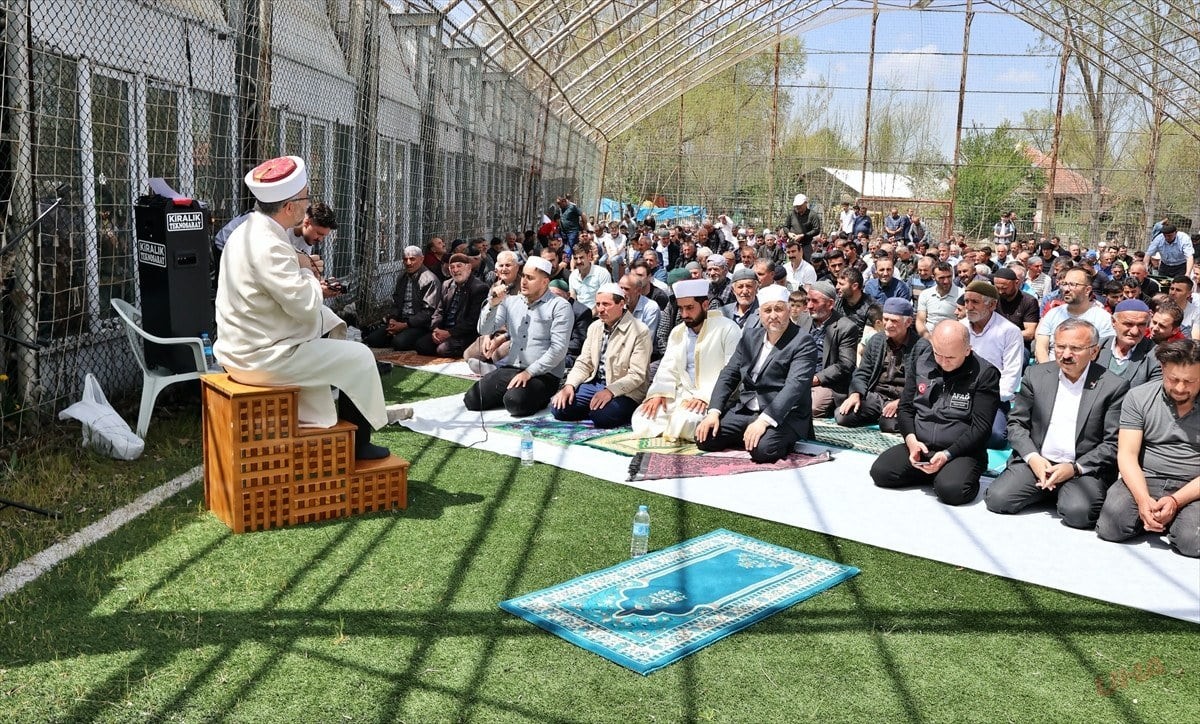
[627,449,833,481]
[499,529,860,675]
[371,349,463,367]
[492,418,627,446]
[582,429,703,457]
[811,418,901,455]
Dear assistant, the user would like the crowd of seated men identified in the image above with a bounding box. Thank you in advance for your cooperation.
[363,207,1199,559]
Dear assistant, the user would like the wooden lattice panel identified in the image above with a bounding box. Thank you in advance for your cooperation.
[201,373,408,533]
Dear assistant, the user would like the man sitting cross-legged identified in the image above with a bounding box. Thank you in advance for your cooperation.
[695,285,817,463]
[1096,339,1200,557]
[869,320,1001,506]
[463,257,573,417]
[413,253,489,358]
[985,319,1130,528]
[550,283,651,428]
[632,279,742,442]
[835,297,920,433]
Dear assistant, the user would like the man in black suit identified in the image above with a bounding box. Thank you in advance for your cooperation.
[1094,299,1161,387]
[414,253,489,357]
[870,320,1001,505]
[799,280,862,417]
[985,319,1130,528]
[696,285,817,463]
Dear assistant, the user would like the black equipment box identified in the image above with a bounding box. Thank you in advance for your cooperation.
[135,192,212,372]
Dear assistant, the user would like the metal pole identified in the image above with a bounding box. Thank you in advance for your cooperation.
[947,0,973,238]
[676,93,684,207]
[1045,36,1071,238]
[859,0,879,195]
[595,141,609,219]
[7,0,39,406]
[769,36,781,226]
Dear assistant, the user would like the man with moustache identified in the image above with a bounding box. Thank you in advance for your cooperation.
[1095,299,1162,386]
[801,280,861,417]
[835,297,920,433]
[986,319,1129,528]
[1035,267,1115,363]
[721,268,761,330]
[696,285,817,462]
[550,283,651,428]
[633,278,742,442]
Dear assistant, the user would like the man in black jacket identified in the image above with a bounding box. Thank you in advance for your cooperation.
[364,245,442,350]
[870,320,1001,505]
[696,285,817,462]
[414,253,489,357]
[781,193,821,260]
[835,297,920,432]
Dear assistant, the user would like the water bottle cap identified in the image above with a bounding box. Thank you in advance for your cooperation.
[638,505,648,512]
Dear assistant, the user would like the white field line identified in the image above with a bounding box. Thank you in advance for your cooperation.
[0,464,203,601]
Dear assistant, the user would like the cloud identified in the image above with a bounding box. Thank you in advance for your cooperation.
[875,44,956,87]
[993,69,1041,85]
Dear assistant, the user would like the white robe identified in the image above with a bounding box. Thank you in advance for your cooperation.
[632,311,742,440]
[214,212,386,429]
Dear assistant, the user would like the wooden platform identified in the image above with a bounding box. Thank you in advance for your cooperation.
[201,374,408,533]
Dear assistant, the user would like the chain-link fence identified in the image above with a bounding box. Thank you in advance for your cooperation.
[0,0,598,450]
[597,5,1200,250]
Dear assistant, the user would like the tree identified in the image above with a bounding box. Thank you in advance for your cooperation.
[954,124,1044,238]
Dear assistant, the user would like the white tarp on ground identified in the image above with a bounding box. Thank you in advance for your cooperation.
[397,393,1200,624]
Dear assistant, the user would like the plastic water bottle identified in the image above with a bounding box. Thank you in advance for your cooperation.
[630,505,650,557]
[520,428,534,466]
[200,333,217,371]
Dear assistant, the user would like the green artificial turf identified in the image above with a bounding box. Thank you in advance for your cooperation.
[1,370,1197,723]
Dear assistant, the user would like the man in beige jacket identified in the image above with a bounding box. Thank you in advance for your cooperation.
[550,283,651,428]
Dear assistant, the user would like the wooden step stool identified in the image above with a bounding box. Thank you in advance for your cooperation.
[201,373,408,533]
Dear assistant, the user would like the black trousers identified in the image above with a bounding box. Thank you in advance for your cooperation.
[985,460,1110,529]
[462,366,559,417]
[363,325,427,351]
[870,442,985,506]
[696,408,798,463]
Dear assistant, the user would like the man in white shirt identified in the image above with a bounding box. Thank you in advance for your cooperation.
[916,262,962,338]
[838,202,856,238]
[1035,267,1116,362]
[1166,276,1200,338]
[960,281,1026,448]
[567,238,612,311]
[782,238,817,290]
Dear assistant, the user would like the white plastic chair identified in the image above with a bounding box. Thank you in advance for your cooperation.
[110,298,206,439]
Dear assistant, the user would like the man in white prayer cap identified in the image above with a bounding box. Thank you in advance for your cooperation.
[215,155,396,460]
[781,192,821,261]
[464,256,574,416]
[632,278,742,442]
[695,284,818,462]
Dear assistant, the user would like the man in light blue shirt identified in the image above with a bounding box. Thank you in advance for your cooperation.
[1145,223,1194,278]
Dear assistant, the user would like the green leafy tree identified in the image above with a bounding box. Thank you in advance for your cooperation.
[954,124,1044,238]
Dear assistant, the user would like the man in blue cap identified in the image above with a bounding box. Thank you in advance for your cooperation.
[836,297,920,433]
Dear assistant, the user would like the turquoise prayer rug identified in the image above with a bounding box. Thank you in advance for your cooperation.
[499,529,860,675]
[492,417,628,446]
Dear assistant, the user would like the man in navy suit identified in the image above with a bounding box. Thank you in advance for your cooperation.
[985,319,1130,528]
[696,285,817,463]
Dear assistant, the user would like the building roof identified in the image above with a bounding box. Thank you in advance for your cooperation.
[812,168,916,199]
[1024,148,1112,198]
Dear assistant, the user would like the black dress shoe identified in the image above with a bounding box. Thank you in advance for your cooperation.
[376,361,393,376]
[357,442,391,460]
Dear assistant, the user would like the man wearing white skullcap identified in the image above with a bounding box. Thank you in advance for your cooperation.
[465,256,574,416]
[550,283,651,428]
[633,279,742,442]
[696,280,818,462]
[363,245,443,351]
[215,156,396,460]
[781,192,821,261]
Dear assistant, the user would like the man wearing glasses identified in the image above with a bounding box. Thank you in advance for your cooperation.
[986,319,1129,528]
[1034,267,1115,363]
[215,156,396,460]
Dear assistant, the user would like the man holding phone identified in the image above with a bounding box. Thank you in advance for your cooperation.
[869,320,1001,505]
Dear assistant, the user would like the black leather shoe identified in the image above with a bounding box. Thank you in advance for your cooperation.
[357,442,391,460]
[376,361,393,376]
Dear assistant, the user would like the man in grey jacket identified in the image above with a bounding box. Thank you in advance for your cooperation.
[799,280,862,417]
